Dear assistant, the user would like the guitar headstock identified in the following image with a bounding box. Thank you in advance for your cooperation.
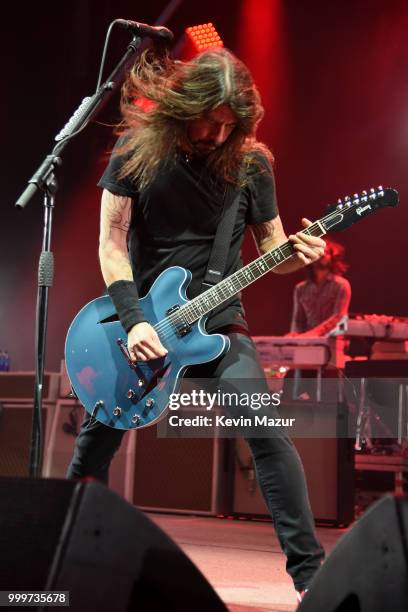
[323,186,399,232]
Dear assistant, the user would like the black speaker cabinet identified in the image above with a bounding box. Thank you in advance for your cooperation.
[0,402,50,477]
[299,495,408,611]
[42,399,136,502]
[345,359,408,442]
[132,422,233,515]
[234,401,355,526]
[0,371,60,401]
[345,360,408,377]
[0,478,227,612]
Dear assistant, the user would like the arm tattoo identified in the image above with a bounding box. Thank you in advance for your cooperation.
[106,197,132,234]
[251,220,276,245]
[250,216,286,254]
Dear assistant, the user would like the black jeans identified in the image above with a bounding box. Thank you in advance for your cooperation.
[67,332,325,591]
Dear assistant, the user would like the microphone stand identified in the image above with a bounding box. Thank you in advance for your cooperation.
[15,34,143,478]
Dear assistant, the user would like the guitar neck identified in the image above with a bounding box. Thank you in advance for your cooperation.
[181,220,327,325]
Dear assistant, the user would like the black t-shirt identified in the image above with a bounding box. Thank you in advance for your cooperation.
[98,138,279,332]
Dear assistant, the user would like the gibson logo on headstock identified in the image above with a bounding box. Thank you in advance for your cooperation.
[356,204,372,216]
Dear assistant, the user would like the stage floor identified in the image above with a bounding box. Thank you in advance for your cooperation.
[149,513,348,612]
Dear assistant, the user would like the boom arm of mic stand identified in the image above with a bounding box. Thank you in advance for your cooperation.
[15,35,142,209]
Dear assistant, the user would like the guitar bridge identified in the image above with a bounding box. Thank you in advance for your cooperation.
[166,304,192,337]
[116,338,138,370]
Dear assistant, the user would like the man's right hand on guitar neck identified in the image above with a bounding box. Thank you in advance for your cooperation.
[127,322,168,362]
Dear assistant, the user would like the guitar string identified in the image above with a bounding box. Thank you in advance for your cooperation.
[150,208,348,339]
[133,196,383,344]
[150,235,316,341]
[149,198,378,342]
[150,217,325,339]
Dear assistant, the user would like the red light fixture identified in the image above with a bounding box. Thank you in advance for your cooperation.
[185,22,224,52]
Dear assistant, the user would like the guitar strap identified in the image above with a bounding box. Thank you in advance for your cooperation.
[201,182,242,292]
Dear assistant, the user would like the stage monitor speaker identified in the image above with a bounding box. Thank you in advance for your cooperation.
[234,401,355,526]
[133,421,233,515]
[42,399,135,502]
[299,495,408,612]
[0,477,227,612]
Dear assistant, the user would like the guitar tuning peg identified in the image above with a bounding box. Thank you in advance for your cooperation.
[362,190,367,195]
[337,198,343,210]
[353,193,359,199]
[378,185,383,190]
[344,196,350,201]
[370,188,375,193]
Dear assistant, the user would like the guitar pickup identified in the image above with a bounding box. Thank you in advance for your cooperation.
[166,304,192,337]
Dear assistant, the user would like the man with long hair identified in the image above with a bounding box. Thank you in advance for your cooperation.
[290,238,351,336]
[68,48,326,602]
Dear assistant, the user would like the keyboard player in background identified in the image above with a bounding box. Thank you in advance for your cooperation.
[284,239,351,399]
[289,238,351,337]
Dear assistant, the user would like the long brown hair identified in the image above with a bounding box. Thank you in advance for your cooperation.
[116,47,273,190]
[307,238,349,280]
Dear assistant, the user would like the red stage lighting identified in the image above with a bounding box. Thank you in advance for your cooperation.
[185,23,224,52]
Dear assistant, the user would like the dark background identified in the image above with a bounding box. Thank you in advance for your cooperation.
[1,0,407,371]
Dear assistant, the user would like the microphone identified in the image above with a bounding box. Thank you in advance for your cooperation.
[116,19,174,44]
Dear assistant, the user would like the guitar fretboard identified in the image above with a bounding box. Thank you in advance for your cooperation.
[179,221,326,325]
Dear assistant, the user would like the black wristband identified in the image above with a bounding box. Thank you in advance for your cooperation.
[107,280,147,333]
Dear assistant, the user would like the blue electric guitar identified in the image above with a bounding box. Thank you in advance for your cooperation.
[65,187,398,430]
